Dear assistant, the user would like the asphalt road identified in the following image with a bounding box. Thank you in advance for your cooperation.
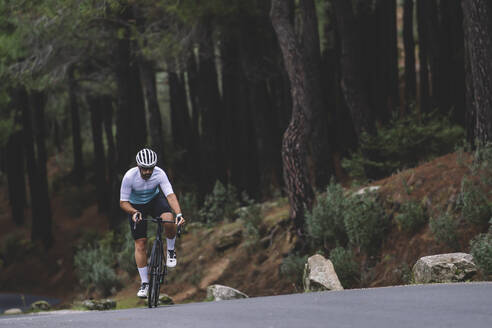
[1,282,491,328]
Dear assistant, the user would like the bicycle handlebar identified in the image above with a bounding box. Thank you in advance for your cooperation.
[133,217,184,237]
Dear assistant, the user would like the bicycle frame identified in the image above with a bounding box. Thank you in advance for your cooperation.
[135,217,177,308]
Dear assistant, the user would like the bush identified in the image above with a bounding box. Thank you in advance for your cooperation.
[343,191,389,253]
[74,244,120,296]
[342,110,464,181]
[238,198,262,245]
[116,224,137,276]
[199,180,239,223]
[470,233,492,276]
[0,232,35,266]
[74,229,132,296]
[458,177,492,226]
[329,247,359,288]
[429,211,459,249]
[179,192,201,222]
[306,181,348,250]
[395,200,428,234]
[280,253,308,288]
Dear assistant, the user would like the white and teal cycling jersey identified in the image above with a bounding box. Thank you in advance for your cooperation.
[120,166,174,204]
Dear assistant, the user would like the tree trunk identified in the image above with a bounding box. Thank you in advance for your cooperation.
[30,90,54,248]
[185,50,202,185]
[88,95,108,213]
[168,65,191,151]
[300,0,333,189]
[101,96,120,229]
[271,0,314,235]
[139,58,164,161]
[461,0,492,145]
[19,87,40,237]
[68,65,84,183]
[197,20,225,192]
[332,0,374,140]
[129,61,148,151]
[403,0,417,110]
[439,0,466,125]
[417,0,431,113]
[6,130,26,226]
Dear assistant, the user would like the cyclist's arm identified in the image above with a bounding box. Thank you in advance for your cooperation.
[165,193,182,216]
[120,200,139,216]
[120,170,138,215]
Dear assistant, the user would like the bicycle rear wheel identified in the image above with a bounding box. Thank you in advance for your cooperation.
[148,241,163,308]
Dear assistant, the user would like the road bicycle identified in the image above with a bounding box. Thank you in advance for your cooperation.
[134,217,183,308]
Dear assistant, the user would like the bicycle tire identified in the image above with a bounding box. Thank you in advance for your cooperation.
[148,242,161,308]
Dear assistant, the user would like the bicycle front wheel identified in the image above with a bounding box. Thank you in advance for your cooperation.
[148,241,163,308]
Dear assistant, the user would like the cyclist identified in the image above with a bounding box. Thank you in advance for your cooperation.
[120,148,186,298]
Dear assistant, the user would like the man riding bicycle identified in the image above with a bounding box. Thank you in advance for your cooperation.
[120,148,186,298]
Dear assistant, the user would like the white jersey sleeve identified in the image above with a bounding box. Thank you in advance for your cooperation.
[156,167,174,196]
[120,168,135,201]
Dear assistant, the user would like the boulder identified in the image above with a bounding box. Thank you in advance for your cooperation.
[30,300,51,312]
[412,253,477,284]
[303,254,344,292]
[158,294,174,305]
[4,308,22,315]
[82,299,117,310]
[206,284,248,301]
[354,186,380,196]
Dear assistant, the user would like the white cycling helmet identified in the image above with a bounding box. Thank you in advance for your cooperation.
[136,148,157,168]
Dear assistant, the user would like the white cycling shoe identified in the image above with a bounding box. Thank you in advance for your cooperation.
[137,283,149,298]
[167,250,177,268]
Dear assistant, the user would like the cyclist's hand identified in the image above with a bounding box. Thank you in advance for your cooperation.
[132,211,142,223]
[175,214,185,226]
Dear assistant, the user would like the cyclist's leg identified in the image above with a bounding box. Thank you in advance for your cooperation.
[150,192,176,238]
[150,193,177,267]
[128,203,149,293]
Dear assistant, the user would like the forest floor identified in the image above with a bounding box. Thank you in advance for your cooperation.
[0,150,489,309]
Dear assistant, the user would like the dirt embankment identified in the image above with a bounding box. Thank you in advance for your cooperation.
[0,151,489,307]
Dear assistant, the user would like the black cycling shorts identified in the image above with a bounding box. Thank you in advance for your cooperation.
[128,192,172,240]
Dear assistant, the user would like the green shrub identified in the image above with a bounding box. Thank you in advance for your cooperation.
[116,224,137,276]
[395,200,428,234]
[343,191,389,253]
[471,142,492,177]
[342,110,464,181]
[306,180,348,250]
[74,244,120,296]
[458,177,492,225]
[238,200,262,244]
[470,233,492,276]
[329,247,359,288]
[0,232,35,266]
[280,253,307,287]
[74,230,125,296]
[179,192,200,222]
[429,211,459,249]
[199,180,239,223]
[62,186,95,218]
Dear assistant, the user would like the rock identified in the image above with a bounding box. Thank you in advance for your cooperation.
[30,300,51,311]
[354,186,380,196]
[214,229,243,251]
[159,294,174,305]
[82,299,117,310]
[303,254,344,292]
[206,284,248,301]
[4,308,22,315]
[412,253,477,284]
